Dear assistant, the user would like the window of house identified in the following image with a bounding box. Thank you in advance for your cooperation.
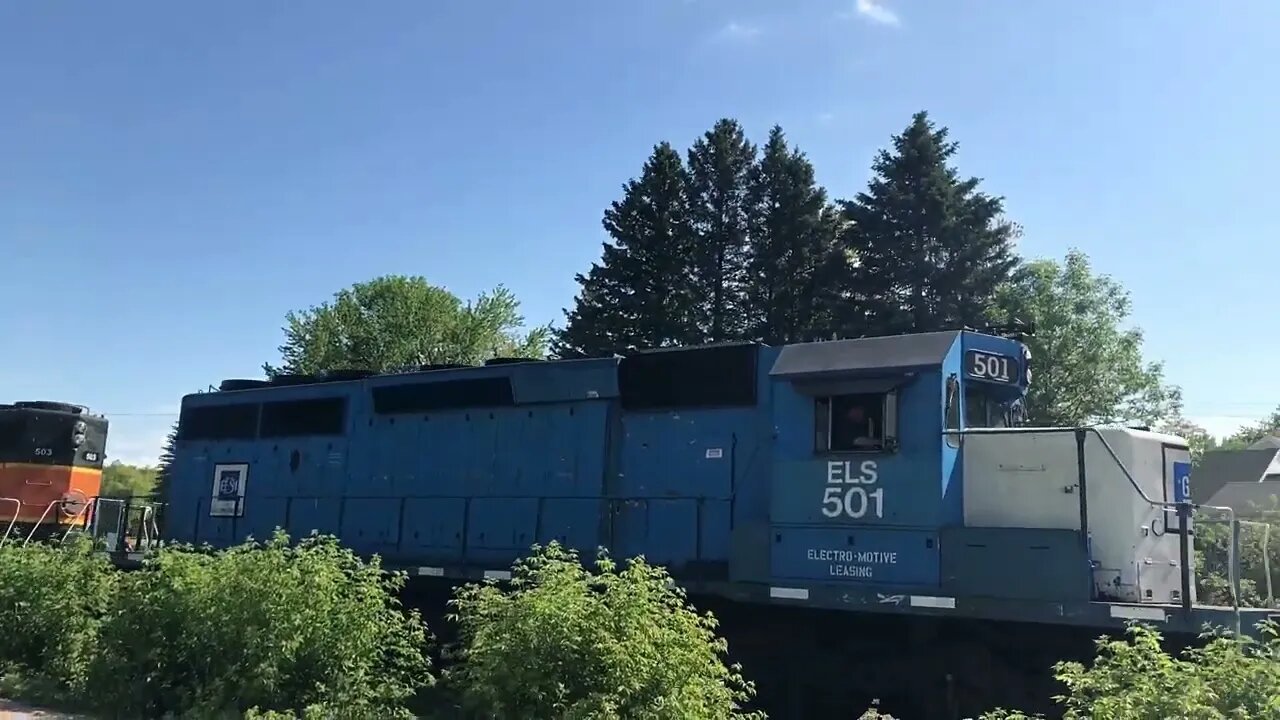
[815,391,895,453]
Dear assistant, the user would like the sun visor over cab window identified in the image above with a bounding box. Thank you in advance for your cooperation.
[789,376,912,398]
[768,331,959,380]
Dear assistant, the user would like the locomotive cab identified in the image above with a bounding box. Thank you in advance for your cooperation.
[765,330,1197,611]
[0,401,108,540]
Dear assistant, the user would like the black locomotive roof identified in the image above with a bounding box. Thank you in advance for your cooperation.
[768,330,963,379]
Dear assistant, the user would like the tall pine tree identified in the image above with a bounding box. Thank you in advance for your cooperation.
[744,126,843,344]
[836,111,1019,337]
[153,421,177,504]
[686,119,757,343]
[553,142,697,358]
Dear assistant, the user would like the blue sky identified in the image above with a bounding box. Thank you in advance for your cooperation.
[2,0,1276,465]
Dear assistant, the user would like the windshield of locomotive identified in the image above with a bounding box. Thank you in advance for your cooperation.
[965,386,1013,428]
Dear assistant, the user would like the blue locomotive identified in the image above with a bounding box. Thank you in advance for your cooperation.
[163,329,1269,716]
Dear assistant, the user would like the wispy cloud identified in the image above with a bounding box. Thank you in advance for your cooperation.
[845,0,900,26]
[817,112,836,125]
[713,21,762,42]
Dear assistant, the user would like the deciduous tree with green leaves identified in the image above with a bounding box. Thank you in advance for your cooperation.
[1156,416,1218,465]
[1219,405,1280,450]
[992,249,1182,427]
[264,275,550,376]
[443,542,763,720]
[100,460,158,498]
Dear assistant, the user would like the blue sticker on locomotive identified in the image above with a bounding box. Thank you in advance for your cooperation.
[217,470,241,499]
[1173,461,1192,503]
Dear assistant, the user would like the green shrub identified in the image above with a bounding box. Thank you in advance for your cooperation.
[86,530,433,719]
[0,536,117,694]
[1196,518,1274,608]
[980,622,1280,720]
[443,541,763,720]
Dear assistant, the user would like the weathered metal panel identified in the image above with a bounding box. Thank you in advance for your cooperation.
[940,526,1090,602]
[612,405,763,570]
[400,497,465,561]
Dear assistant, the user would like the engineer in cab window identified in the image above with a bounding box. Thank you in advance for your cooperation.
[832,395,881,451]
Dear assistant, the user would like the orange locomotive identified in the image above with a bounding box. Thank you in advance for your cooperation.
[0,401,108,541]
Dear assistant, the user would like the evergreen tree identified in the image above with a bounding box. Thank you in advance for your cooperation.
[744,126,843,344]
[836,111,1019,337]
[553,142,697,358]
[686,119,757,343]
[153,421,178,504]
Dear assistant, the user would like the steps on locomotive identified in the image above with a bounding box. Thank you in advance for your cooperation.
[86,497,163,553]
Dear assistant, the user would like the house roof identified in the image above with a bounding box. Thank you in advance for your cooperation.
[1249,435,1280,450]
[1192,448,1279,504]
[1205,481,1280,516]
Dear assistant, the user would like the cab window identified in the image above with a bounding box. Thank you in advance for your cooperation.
[815,392,897,452]
[945,375,961,447]
[964,387,1009,429]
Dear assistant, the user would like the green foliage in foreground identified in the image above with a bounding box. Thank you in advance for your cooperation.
[443,541,763,720]
[0,532,433,719]
[979,623,1280,720]
[0,537,116,696]
[89,531,433,719]
[857,624,1280,720]
[5,537,1280,719]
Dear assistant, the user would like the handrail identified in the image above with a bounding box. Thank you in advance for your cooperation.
[946,425,1243,638]
[0,497,21,548]
[22,500,61,546]
[22,498,92,548]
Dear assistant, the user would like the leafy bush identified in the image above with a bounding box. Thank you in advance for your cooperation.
[443,542,763,720]
[0,536,117,694]
[86,530,433,719]
[980,622,1280,719]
